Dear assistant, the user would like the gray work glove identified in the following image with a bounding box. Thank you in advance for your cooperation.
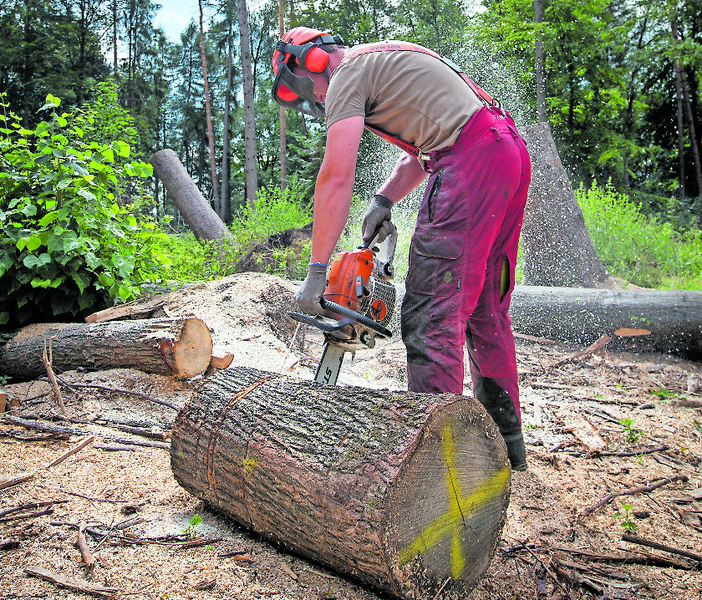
[294,263,328,315]
[362,194,395,244]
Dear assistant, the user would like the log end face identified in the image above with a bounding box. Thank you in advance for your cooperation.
[382,397,510,599]
[172,318,213,379]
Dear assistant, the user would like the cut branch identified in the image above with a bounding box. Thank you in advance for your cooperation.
[622,534,702,564]
[580,475,688,518]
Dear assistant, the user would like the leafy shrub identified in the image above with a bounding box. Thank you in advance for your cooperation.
[0,91,170,327]
[576,181,702,289]
[161,179,313,282]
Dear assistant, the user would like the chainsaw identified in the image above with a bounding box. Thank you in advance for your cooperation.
[288,227,397,385]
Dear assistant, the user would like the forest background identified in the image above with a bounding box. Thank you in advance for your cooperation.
[1,0,702,328]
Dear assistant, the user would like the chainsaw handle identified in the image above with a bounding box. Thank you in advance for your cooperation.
[320,298,392,338]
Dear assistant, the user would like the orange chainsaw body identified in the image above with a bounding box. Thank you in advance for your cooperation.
[323,248,374,313]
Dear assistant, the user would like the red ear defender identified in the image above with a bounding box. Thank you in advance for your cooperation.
[303,46,329,73]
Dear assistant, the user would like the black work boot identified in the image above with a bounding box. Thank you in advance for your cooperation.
[471,373,527,471]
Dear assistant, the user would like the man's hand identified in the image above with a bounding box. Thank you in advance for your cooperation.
[362,194,394,244]
[294,263,328,315]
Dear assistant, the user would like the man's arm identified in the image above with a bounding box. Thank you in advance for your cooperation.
[376,151,428,203]
[310,115,365,264]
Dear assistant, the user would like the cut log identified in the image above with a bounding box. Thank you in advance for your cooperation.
[510,286,702,359]
[0,318,212,382]
[520,122,613,288]
[150,149,233,242]
[171,367,511,600]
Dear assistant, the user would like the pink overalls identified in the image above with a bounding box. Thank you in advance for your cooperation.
[401,105,531,467]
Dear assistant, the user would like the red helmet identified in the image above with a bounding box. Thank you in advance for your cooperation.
[272,26,344,118]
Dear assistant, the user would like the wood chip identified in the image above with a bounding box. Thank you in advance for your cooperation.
[562,414,607,452]
[280,562,298,580]
[614,327,651,337]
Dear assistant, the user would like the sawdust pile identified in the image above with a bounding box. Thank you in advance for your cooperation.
[1,272,701,600]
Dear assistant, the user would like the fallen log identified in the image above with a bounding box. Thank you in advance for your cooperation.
[0,318,212,382]
[150,149,233,242]
[171,367,511,600]
[510,286,702,359]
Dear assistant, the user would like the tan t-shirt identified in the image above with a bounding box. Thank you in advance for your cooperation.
[325,46,482,153]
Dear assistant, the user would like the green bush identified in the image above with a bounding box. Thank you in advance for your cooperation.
[0,91,170,327]
[161,179,313,282]
[576,181,702,289]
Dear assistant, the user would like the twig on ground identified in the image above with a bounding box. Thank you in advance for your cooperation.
[0,472,35,491]
[622,534,702,563]
[580,475,688,517]
[45,435,95,469]
[76,521,96,571]
[56,378,179,411]
[25,566,120,598]
[42,338,66,415]
[0,507,54,523]
[546,334,611,370]
[517,540,575,600]
[0,500,68,519]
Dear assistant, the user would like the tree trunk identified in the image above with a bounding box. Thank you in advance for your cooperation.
[198,0,220,215]
[674,59,687,197]
[0,318,212,382]
[671,18,702,197]
[510,286,702,359]
[534,0,547,123]
[237,0,258,209]
[220,16,234,224]
[150,149,233,242]
[519,122,612,287]
[171,367,511,600]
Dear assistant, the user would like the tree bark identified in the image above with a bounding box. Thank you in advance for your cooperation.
[510,286,702,359]
[534,0,547,123]
[0,318,212,382]
[237,0,258,209]
[198,0,220,215]
[171,367,511,600]
[220,15,234,224]
[150,149,233,242]
[520,122,612,287]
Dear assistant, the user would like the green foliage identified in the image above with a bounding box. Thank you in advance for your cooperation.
[182,513,202,537]
[576,181,702,289]
[161,179,313,282]
[0,91,169,327]
[613,502,637,534]
[618,418,643,444]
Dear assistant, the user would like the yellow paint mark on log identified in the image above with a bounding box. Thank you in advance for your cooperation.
[396,423,509,580]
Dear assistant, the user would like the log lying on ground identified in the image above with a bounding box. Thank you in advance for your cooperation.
[171,367,510,600]
[510,286,702,359]
[0,318,212,382]
[150,149,233,242]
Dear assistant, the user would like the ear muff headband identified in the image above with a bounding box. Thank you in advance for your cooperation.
[276,40,329,73]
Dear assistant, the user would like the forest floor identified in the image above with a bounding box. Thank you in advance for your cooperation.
[1,272,701,600]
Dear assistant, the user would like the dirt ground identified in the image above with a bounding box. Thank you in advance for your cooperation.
[2,272,701,600]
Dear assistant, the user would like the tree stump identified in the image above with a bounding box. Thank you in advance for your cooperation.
[171,367,511,599]
[0,318,212,382]
[150,149,233,242]
[520,122,612,287]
